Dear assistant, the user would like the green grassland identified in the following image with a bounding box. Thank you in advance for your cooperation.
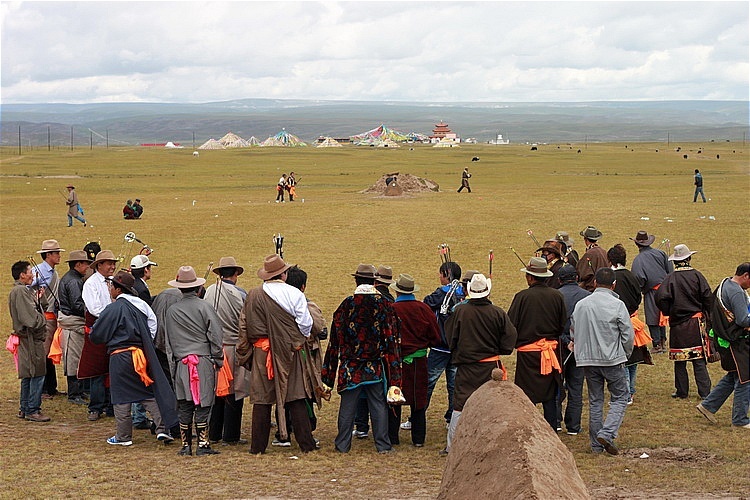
[0,142,748,498]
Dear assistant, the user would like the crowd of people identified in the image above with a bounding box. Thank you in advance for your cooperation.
[7,225,749,458]
[123,199,144,219]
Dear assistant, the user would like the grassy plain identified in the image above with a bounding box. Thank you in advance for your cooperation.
[0,142,748,498]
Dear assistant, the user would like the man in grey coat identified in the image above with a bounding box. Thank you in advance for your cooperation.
[165,266,224,456]
[571,267,634,455]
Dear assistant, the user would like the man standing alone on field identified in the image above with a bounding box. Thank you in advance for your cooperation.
[66,185,87,227]
[693,169,706,203]
[457,167,472,193]
[571,267,634,455]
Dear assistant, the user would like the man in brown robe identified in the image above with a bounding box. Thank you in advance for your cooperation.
[509,257,567,431]
[237,255,317,454]
[577,226,608,292]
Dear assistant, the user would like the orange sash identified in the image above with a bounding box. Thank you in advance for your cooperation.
[517,338,561,375]
[652,284,670,326]
[111,346,154,386]
[254,338,273,380]
[48,326,63,364]
[44,312,56,321]
[479,355,508,380]
[216,348,234,397]
[630,313,652,348]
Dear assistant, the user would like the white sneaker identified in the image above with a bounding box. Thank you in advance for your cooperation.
[352,430,369,439]
[107,436,132,446]
[271,439,291,447]
[400,421,412,431]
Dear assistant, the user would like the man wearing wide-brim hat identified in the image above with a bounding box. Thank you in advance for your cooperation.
[30,239,65,399]
[443,273,517,454]
[655,244,713,400]
[576,226,608,292]
[555,231,579,268]
[80,249,119,421]
[509,257,567,431]
[90,270,177,447]
[631,230,673,354]
[203,256,252,446]
[57,249,94,405]
[536,240,565,289]
[165,266,224,456]
[321,263,401,454]
[386,274,440,447]
[236,254,317,455]
[65,185,87,227]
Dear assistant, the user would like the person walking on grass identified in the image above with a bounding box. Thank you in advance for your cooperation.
[457,167,472,193]
[571,267,634,455]
[9,261,51,422]
[697,262,750,429]
[66,185,87,227]
[693,169,706,203]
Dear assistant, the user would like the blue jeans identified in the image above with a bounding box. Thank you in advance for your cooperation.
[648,325,666,344]
[132,402,149,426]
[693,186,706,202]
[584,364,629,452]
[67,214,86,226]
[20,376,45,414]
[426,349,456,423]
[700,372,750,427]
[625,364,638,396]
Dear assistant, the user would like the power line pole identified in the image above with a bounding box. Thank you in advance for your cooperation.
[70,126,74,151]
[48,126,51,151]
[18,125,21,155]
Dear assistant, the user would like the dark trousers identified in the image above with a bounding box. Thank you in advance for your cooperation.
[251,400,316,454]
[541,398,558,430]
[43,358,58,395]
[88,375,111,414]
[275,399,317,442]
[674,359,712,399]
[388,405,426,445]
[335,384,391,453]
[557,358,585,433]
[354,397,370,433]
[67,376,83,400]
[209,394,244,443]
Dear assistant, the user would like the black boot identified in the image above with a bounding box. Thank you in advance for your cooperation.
[196,422,220,456]
[178,423,192,456]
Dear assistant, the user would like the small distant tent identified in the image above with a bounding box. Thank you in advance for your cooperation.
[376,138,400,148]
[226,138,251,148]
[316,137,343,148]
[433,138,460,148]
[219,132,244,145]
[198,139,226,150]
[351,124,410,145]
[260,129,307,147]
[246,136,260,146]
[164,141,183,149]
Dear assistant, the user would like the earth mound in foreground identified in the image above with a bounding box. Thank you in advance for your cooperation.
[439,370,590,499]
[362,172,440,196]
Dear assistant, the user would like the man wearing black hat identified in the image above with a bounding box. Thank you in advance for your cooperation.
[90,271,176,447]
[537,240,565,289]
[631,230,673,354]
[577,226,608,292]
[556,264,590,435]
[322,264,401,454]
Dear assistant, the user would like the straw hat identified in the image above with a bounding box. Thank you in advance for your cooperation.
[213,256,244,276]
[389,273,420,294]
[668,244,697,262]
[36,239,65,253]
[521,257,553,278]
[467,274,492,299]
[257,254,291,280]
[90,250,117,268]
[168,266,206,288]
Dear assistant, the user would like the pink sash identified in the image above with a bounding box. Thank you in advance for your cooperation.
[182,354,201,405]
[6,335,19,371]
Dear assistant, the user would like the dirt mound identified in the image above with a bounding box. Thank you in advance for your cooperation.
[439,371,590,500]
[362,172,440,196]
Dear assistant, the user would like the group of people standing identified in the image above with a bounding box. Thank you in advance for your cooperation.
[123,199,144,219]
[275,172,298,202]
[7,226,749,459]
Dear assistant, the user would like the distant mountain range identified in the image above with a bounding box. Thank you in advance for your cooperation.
[1,99,747,146]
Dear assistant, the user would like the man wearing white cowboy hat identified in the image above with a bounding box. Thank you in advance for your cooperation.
[386,274,440,448]
[31,239,65,399]
[509,257,567,431]
[203,257,252,446]
[165,266,224,456]
[631,230,673,354]
[576,226,608,292]
[444,273,517,454]
[237,254,316,455]
[655,244,713,400]
[321,263,401,454]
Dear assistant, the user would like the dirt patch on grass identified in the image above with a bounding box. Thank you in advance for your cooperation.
[588,486,742,499]
[623,447,719,466]
[362,172,440,197]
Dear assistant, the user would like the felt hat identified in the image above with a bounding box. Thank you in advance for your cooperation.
[555,231,574,249]
[36,239,65,253]
[461,269,480,284]
[168,266,206,288]
[66,250,92,263]
[375,265,394,284]
[351,263,377,279]
[213,256,244,276]
[389,273,420,294]
[668,244,697,262]
[467,274,492,299]
[521,257,553,278]
[130,254,158,269]
[90,250,117,269]
[630,230,656,247]
[579,226,602,241]
[107,270,137,295]
[257,254,291,280]
[537,240,563,258]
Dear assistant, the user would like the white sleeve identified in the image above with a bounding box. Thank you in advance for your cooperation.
[82,276,109,317]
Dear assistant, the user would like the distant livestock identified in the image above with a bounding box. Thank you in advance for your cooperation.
[577,149,581,153]
[471,157,480,161]
[716,154,720,159]
[530,146,538,151]
[683,154,688,159]
[193,151,199,157]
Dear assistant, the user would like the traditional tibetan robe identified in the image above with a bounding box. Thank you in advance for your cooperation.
[632,246,673,325]
[9,281,47,378]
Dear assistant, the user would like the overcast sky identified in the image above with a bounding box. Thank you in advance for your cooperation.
[1,1,748,104]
